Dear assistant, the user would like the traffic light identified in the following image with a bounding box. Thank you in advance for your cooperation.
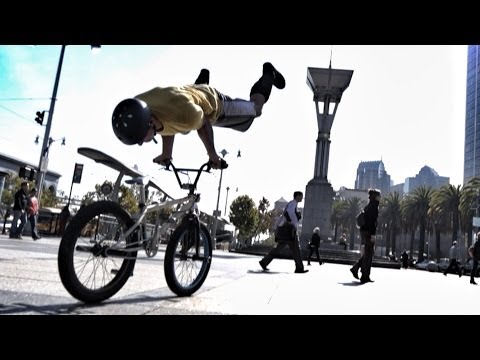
[19,166,35,181]
[35,111,45,125]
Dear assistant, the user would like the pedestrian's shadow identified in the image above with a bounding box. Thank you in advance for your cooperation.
[338,281,365,286]
[247,270,287,275]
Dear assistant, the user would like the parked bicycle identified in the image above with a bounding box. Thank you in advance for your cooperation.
[58,160,222,303]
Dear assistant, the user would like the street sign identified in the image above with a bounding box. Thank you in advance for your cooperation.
[473,217,480,227]
[72,163,84,183]
[40,157,49,172]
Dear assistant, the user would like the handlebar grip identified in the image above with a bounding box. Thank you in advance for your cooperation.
[219,159,228,169]
[207,159,228,170]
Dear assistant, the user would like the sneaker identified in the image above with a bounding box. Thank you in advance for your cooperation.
[294,269,309,273]
[471,280,477,285]
[360,277,374,284]
[350,267,359,280]
[194,69,210,85]
[259,260,269,271]
[263,62,285,89]
[17,235,23,240]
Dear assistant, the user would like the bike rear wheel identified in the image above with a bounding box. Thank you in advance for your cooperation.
[58,201,137,303]
[164,221,212,296]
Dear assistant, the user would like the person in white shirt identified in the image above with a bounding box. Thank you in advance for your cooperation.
[443,241,461,277]
[259,191,308,274]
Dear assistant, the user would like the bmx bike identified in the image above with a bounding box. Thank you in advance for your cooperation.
[58,158,221,303]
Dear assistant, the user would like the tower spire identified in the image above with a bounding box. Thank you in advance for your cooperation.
[329,45,333,69]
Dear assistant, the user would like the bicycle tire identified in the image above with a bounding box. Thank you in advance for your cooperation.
[164,220,212,296]
[58,201,137,303]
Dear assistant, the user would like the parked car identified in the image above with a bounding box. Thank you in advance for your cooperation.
[461,258,480,277]
[415,259,439,272]
[436,258,450,273]
[406,251,428,264]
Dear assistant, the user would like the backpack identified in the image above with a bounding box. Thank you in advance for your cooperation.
[356,211,366,229]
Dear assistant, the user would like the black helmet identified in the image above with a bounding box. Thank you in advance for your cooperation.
[112,98,152,145]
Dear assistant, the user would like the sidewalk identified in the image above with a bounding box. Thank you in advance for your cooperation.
[149,254,480,315]
[1,233,479,315]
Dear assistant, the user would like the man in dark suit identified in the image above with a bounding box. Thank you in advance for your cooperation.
[350,189,381,284]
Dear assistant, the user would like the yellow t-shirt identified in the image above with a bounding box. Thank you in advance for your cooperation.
[135,85,221,136]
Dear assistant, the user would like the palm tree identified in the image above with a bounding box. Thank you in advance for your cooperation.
[401,195,418,259]
[428,204,449,261]
[253,197,271,242]
[402,186,433,262]
[431,184,461,243]
[460,178,480,247]
[331,199,347,243]
[340,197,365,250]
[380,192,402,257]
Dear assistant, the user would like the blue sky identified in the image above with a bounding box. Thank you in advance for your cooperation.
[0,45,468,214]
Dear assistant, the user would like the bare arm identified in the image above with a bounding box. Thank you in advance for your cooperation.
[197,116,222,168]
[153,135,175,165]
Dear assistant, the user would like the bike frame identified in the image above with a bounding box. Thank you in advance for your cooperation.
[105,162,211,254]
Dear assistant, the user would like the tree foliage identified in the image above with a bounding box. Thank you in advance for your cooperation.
[253,197,273,241]
[229,195,258,242]
[81,181,139,215]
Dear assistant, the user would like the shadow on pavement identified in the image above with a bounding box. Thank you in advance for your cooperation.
[338,281,365,286]
[0,293,178,315]
[247,269,288,275]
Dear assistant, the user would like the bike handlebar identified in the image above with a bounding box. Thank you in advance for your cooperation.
[164,160,226,194]
[164,160,210,173]
[165,159,228,172]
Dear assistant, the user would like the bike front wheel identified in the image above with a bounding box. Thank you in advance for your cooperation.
[58,201,137,303]
[164,222,212,296]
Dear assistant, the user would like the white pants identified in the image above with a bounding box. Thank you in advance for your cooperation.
[214,97,257,132]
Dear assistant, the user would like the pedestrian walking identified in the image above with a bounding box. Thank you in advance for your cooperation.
[259,191,308,274]
[350,189,381,284]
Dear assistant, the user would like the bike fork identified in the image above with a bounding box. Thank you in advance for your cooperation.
[181,213,201,258]
[192,215,201,257]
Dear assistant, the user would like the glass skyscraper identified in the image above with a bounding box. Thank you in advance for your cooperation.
[464,45,480,184]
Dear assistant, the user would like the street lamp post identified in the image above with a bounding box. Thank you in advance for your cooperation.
[224,186,230,215]
[35,45,101,206]
[211,149,228,249]
[36,45,66,205]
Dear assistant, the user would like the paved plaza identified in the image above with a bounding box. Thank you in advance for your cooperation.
[0,234,478,315]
